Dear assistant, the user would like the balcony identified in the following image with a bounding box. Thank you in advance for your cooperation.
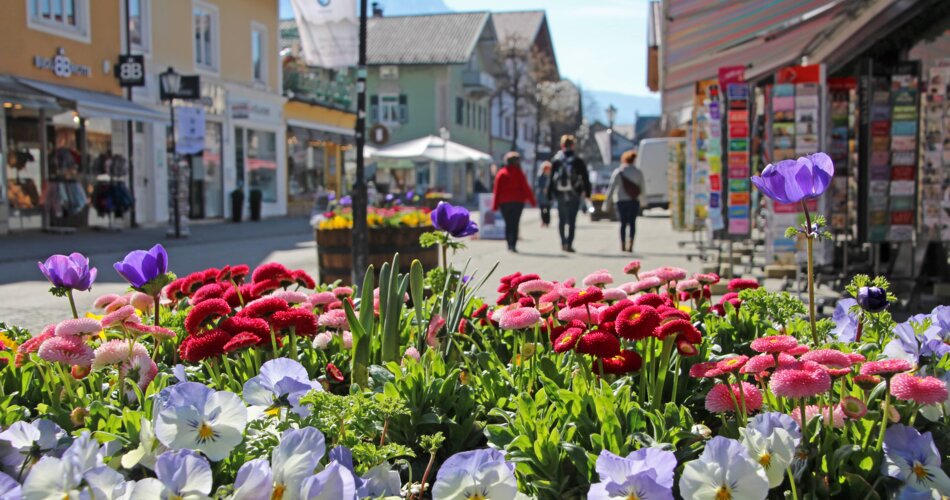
[283,61,355,111]
[462,70,496,98]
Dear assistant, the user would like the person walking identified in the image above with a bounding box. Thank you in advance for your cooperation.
[548,135,591,252]
[535,161,553,227]
[604,149,644,253]
[492,152,537,252]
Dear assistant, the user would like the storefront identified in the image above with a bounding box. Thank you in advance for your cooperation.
[230,91,287,219]
[284,100,355,216]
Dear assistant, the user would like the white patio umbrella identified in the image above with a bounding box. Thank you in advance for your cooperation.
[371,135,492,163]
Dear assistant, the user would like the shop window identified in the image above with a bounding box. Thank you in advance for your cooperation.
[27,0,90,42]
[456,97,464,126]
[128,0,150,53]
[369,96,378,124]
[193,2,219,72]
[246,129,277,203]
[251,23,267,85]
[379,95,400,126]
[398,95,408,124]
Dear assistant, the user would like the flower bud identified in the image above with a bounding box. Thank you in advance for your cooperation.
[857,286,888,313]
[70,407,88,427]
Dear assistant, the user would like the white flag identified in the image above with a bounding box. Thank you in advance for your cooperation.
[175,107,205,155]
[290,0,358,68]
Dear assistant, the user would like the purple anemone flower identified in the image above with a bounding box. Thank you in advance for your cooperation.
[857,286,888,313]
[431,202,479,238]
[38,253,97,291]
[114,244,169,290]
[339,196,352,206]
[751,152,834,205]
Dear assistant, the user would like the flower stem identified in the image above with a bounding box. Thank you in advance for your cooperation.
[800,398,809,452]
[788,467,799,500]
[801,203,818,346]
[653,337,674,410]
[875,389,890,452]
[66,290,78,319]
[289,327,299,360]
[153,295,161,327]
[416,451,438,500]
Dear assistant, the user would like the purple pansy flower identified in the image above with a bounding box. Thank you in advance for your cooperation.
[750,152,834,205]
[588,447,676,500]
[114,244,168,290]
[883,424,950,495]
[38,253,97,291]
[884,315,950,364]
[831,298,859,343]
[432,448,517,500]
[431,202,479,238]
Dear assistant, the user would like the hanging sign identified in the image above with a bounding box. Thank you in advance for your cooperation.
[116,55,145,87]
[175,107,206,155]
[290,0,358,68]
[477,193,505,240]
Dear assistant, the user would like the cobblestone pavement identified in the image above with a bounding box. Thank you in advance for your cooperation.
[0,209,721,332]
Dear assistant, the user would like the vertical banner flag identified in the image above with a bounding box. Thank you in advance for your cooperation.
[175,107,206,155]
[719,65,750,237]
[290,0,359,68]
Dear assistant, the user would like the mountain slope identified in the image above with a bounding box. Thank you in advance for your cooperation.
[586,90,661,124]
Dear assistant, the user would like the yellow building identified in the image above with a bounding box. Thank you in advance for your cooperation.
[0,0,166,234]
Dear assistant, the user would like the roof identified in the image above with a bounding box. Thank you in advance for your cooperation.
[367,12,492,65]
[491,11,544,50]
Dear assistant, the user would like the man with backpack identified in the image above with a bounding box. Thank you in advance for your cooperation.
[547,135,592,253]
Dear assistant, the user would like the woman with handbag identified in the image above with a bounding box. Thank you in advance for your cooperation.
[604,149,645,253]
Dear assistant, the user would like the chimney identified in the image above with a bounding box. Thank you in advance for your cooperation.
[372,2,383,17]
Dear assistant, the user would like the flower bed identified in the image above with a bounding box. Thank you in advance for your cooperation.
[1,163,949,498]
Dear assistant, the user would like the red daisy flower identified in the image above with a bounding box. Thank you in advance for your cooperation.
[689,361,723,378]
[219,316,270,339]
[252,262,292,284]
[191,282,229,305]
[548,320,585,343]
[634,293,668,309]
[656,319,701,343]
[890,373,949,405]
[599,299,635,324]
[553,328,584,353]
[240,297,290,319]
[656,305,690,323]
[859,359,912,376]
[727,278,759,292]
[853,374,883,391]
[567,287,605,308]
[719,292,740,304]
[716,355,749,373]
[518,296,536,308]
[15,326,53,366]
[223,284,254,308]
[614,305,660,340]
[201,268,220,284]
[180,329,230,363]
[327,362,345,382]
[164,278,187,301]
[184,299,231,336]
[675,339,700,356]
[509,273,541,291]
[750,335,798,353]
[705,382,763,414]
[181,273,206,296]
[251,279,282,297]
[496,272,523,294]
[270,308,318,337]
[223,332,261,353]
[598,350,643,374]
[291,269,316,289]
[840,396,868,419]
[230,264,251,283]
[575,330,621,357]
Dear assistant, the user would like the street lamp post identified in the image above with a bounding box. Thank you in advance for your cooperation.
[160,67,182,239]
[439,127,450,191]
[605,104,617,167]
[351,0,369,285]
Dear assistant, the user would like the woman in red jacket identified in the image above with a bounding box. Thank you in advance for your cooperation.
[492,152,537,252]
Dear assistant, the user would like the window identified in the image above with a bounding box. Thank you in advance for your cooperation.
[251,23,267,84]
[398,95,408,124]
[27,0,89,41]
[379,94,400,125]
[455,97,464,126]
[369,96,379,124]
[193,2,219,71]
[245,129,278,202]
[128,0,150,52]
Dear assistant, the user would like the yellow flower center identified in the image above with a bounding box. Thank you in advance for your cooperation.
[466,495,486,500]
[759,452,772,469]
[913,462,929,480]
[579,291,587,296]
[197,422,216,442]
[271,484,286,500]
[715,485,732,500]
[626,493,641,500]
[726,359,739,366]
[629,312,641,321]
[169,496,184,500]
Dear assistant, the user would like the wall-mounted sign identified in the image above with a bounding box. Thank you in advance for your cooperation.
[159,74,201,101]
[175,107,206,155]
[230,101,277,122]
[116,55,145,87]
[34,48,92,78]
[369,123,390,145]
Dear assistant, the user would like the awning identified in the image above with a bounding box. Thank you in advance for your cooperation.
[370,135,492,163]
[0,75,61,111]
[18,78,168,123]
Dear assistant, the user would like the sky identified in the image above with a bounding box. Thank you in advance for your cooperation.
[278,0,654,97]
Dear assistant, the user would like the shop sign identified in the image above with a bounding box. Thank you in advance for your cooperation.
[370,124,390,145]
[116,55,146,87]
[33,48,91,78]
[175,107,206,155]
[230,101,276,121]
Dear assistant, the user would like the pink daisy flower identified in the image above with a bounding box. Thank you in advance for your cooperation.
[801,349,853,377]
[582,269,614,288]
[727,278,760,292]
[769,361,832,398]
[309,292,337,307]
[561,278,576,288]
[499,307,541,330]
[93,294,122,310]
[558,285,581,300]
[622,260,642,276]
[654,266,688,283]
[847,353,866,364]
[341,330,354,349]
[517,279,556,297]
[638,270,657,280]
[270,290,309,305]
[694,273,720,285]
[705,382,763,414]
[786,344,810,356]
[716,355,749,373]
[312,332,333,350]
[675,279,702,293]
[890,373,949,405]
[750,335,798,353]
[55,318,102,338]
[38,336,94,367]
[859,358,912,376]
[129,292,154,312]
[792,404,845,429]
[404,346,421,362]
[318,309,348,329]
[840,396,868,419]
[119,352,158,400]
[602,288,628,302]
[101,305,137,327]
[93,339,149,369]
[104,297,130,314]
[332,286,354,298]
[557,306,599,324]
[622,277,664,295]
[426,315,446,348]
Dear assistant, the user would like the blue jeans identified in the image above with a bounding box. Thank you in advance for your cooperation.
[616,200,640,242]
[556,195,581,246]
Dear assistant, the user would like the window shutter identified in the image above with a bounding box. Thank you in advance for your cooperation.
[456,98,464,125]
[398,94,408,123]
[370,95,379,123]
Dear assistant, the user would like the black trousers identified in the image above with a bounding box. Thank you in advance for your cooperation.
[539,204,551,225]
[500,202,524,250]
[616,200,640,242]
[556,195,581,246]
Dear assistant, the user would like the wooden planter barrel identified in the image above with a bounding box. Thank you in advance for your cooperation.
[315,226,439,284]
